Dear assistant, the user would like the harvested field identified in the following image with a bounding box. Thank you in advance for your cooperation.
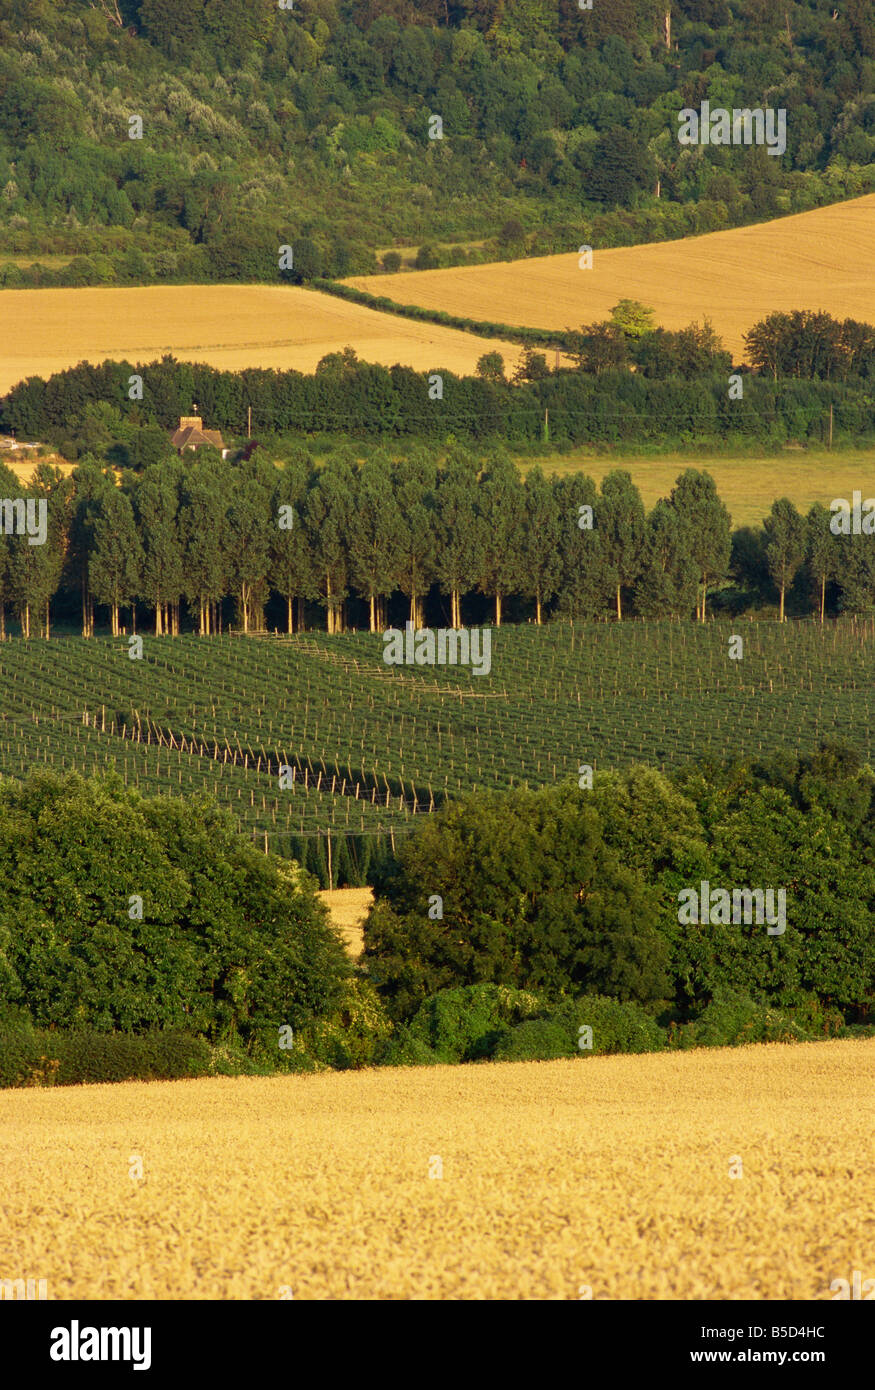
[0,284,526,395]
[349,195,875,362]
[0,1039,871,1300]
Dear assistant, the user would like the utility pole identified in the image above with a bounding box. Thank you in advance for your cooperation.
[828,402,833,449]
[247,405,252,438]
[543,407,549,443]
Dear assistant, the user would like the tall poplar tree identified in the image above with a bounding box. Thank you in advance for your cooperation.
[434,449,481,628]
[520,465,560,624]
[669,470,731,621]
[349,453,404,632]
[475,451,525,626]
[763,497,806,622]
[90,489,143,636]
[597,470,646,620]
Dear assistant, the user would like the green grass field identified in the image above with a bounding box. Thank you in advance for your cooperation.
[1,621,873,883]
[518,448,875,528]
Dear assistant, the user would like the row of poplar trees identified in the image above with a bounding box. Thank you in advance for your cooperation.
[0,445,861,637]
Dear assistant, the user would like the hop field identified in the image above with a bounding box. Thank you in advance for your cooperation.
[2,621,875,876]
[0,621,873,880]
[0,1039,871,1300]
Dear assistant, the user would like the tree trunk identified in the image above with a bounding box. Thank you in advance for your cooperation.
[495,592,502,626]
[535,591,542,625]
[779,582,785,623]
[820,574,826,623]
[616,583,622,621]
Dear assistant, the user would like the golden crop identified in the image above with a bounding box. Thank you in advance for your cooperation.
[350,194,875,362]
[0,284,526,396]
[0,1039,871,1300]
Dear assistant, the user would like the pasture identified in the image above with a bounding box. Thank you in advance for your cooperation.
[1,622,874,878]
[0,284,526,396]
[525,447,875,528]
[349,194,875,362]
[0,1039,870,1299]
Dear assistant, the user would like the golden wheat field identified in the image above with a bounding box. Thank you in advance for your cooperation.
[1,1039,871,1300]
[350,195,875,361]
[0,284,527,396]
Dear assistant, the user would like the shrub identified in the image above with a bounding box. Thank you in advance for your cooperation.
[548,994,666,1055]
[374,1029,441,1067]
[405,983,545,1063]
[678,990,815,1048]
[295,977,394,1070]
[0,1025,211,1088]
[493,1018,574,1062]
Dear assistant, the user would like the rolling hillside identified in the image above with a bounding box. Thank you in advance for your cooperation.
[348,196,875,362]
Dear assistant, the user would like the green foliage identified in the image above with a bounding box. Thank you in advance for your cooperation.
[0,3,872,281]
[364,784,671,1021]
[0,771,351,1040]
[672,990,815,1048]
[492,1017,574,1061]
[404,983,546,1063]
[0,1019,210,1088]
[296,976,394,1069]
[548,994,666,1055]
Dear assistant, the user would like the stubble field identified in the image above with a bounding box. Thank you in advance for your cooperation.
[1,1039,871,1300]
[350,194,875,361]
[0,283,525,395]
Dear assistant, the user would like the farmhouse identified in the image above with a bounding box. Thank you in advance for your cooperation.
[171,411,230,458]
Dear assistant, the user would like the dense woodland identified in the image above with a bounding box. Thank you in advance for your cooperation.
[1,0,874,284]
[0,443,868,640]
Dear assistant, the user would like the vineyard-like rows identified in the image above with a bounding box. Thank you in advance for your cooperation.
[1,620,873,883]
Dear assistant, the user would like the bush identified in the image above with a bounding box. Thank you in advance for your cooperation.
[374,1029,441,1067]
[363,785,670,1021]
[548,994,666,1055]
[295,977,394,1070]
[0,1024,211,1088]
[676,990,815,1048]
[405,983,545,1063]
[493,1018,574,1062]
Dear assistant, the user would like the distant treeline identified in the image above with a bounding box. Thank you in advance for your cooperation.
[2,328,874,461]
[0,445,868,640]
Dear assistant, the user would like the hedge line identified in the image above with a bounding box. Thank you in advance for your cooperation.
[0,1023,211,1088]
[313,278,574,350]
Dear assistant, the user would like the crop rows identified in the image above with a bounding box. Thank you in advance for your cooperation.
[1,620,873,883]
